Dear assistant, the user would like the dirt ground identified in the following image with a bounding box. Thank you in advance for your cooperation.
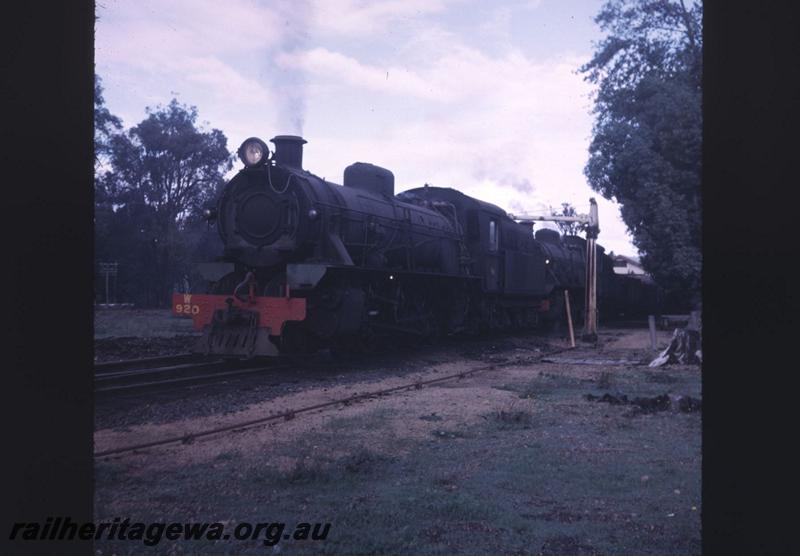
[94,325,700,555]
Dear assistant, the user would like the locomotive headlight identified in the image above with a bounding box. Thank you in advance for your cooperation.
[237,137,270,167]
[307,208,319,220]
[545,259,550,265]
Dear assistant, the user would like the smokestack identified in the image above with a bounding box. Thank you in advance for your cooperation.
[270,135,307,169]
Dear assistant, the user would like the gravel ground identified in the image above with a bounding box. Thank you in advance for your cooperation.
[94,335,199,362]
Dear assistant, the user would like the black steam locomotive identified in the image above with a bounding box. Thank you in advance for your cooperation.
[172,135,655,357]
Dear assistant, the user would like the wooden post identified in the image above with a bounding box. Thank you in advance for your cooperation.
[564,289,576,348]
[648,315,657,351]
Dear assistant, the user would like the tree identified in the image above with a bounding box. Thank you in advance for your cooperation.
[94,75,122,163]
[103,99,233,306]
[94,75,124,302]
[581,0,702,310]
[108,99,232,228]
[94,75,122,205]
[553,203,582,236]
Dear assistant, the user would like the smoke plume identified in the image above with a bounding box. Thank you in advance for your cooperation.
[273,1,311,135]
[473,167,535,195]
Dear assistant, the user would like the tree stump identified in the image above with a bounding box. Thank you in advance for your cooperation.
[649,326,701,367]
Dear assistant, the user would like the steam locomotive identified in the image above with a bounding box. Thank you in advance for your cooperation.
[172,135,655,357]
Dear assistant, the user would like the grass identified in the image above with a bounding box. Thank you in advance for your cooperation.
[483,400,537,430]
[418,412,444,422]
[596,371,613,390]
[98,406,700,555]
[430,428,476,440]
[96,387,701,555]
[494,371,586,400]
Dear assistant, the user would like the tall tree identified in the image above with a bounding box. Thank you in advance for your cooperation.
[94,75,122,205]
[94,75,122,163]
[108,99,232,229]
[94,75,123,300]
[581,0,702,310]
[103,99,232,306]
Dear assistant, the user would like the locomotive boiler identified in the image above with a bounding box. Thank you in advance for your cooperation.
[173,134,648,357]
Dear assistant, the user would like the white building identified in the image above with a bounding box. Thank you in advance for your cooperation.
[612,255,648,276]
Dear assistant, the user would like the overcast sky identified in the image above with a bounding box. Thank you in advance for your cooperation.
[96,0,639,257]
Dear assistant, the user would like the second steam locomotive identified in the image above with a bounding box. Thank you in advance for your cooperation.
[173,135,653,357]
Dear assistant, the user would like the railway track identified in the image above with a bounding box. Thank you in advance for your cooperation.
[94,353,199,374]
[94,356,291,395]
[94,345,574,458]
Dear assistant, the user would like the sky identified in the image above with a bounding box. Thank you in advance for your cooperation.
[95,0,639,257]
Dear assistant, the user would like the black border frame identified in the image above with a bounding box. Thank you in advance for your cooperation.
[2,2,94,555]
[2,2,798,554]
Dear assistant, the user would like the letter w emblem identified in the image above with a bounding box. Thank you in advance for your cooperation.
[183,294,192,304]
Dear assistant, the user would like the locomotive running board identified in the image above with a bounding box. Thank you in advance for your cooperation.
[287,263,328,290]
